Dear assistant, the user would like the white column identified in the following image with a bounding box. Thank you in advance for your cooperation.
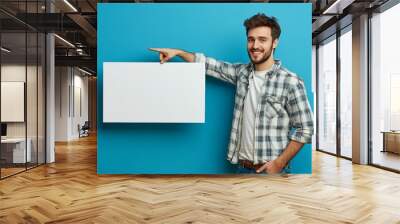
[46,33,55,163]
[45,1,55,163]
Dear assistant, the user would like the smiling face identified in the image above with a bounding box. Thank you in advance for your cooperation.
[247,26,278,65]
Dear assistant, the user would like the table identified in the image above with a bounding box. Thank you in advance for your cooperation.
[1,138,32,164]
[381,131,400,154]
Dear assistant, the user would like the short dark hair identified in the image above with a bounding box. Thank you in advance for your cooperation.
[244,13,281,40]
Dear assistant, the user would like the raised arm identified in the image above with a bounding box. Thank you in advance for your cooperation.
[149,48,245,85]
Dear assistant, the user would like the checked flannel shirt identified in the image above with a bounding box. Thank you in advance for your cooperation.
[194,53,314,164]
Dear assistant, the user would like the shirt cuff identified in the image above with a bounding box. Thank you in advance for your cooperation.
[194,53,206,63]
[289,130,313,144]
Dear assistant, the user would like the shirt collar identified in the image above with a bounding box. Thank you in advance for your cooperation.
[250,59,281,76]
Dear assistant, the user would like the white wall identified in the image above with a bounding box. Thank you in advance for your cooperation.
[55,67,69,141]
[55,67,89,141]
[1,65,40,138]
[1,65,27,140]
[71,72,89,138]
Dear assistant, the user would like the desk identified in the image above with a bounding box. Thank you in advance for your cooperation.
[1,138,32,163]
[381,131,400,154]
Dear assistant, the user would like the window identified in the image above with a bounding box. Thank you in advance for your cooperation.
[317,35,337,154]
[339,27,352,158]
[371,2,400,171]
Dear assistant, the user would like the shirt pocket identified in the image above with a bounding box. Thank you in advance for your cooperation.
[236,78,249,98]
[262,95,284,119]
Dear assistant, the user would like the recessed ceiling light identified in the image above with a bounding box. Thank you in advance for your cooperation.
[63,0,78,12]
[78,67,93,76]
[54,34,75,48]
[1,47,11,53]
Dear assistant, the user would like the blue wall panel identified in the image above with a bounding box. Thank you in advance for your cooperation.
[98,3,312,174]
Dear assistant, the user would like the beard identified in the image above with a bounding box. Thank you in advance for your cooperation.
[247,45,274,65]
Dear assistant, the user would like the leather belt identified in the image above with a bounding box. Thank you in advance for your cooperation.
[239,160,264,170]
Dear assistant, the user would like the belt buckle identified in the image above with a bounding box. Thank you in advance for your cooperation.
[246,160,255,170]
[239,160,251,169]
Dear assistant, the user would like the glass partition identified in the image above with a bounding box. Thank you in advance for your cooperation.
[0,1,46,179]
[1,30,28,177]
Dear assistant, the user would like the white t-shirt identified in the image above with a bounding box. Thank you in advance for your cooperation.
[238,68,271,161]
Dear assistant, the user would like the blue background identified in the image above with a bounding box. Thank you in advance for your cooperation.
[97,3,312,174]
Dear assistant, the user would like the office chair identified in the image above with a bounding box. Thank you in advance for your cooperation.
[79,121,90,138]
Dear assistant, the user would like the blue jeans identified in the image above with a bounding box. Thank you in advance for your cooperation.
[236,164,290,174]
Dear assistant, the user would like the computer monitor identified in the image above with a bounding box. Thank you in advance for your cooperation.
[1,123,7,137]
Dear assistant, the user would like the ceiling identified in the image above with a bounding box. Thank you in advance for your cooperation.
[0,0,393,75]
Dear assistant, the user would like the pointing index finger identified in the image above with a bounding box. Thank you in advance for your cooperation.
[149,48,162,52]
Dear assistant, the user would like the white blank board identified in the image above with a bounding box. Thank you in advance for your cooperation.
[103,62,205,123]
[1,82,25,122]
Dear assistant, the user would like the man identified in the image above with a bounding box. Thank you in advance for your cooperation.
[150,13,313,174]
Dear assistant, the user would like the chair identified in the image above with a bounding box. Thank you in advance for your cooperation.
[78,121,90,138]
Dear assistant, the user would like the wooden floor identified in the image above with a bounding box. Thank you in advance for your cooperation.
[1,167,26,178]
[1,135,400,224]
